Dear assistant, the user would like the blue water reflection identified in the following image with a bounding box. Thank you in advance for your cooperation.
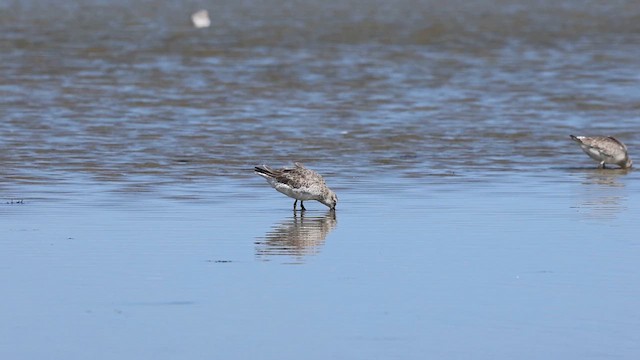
[255,210,337,263]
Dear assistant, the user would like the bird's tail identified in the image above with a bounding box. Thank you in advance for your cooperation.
[254,165,275,178]
[569,135,582,143]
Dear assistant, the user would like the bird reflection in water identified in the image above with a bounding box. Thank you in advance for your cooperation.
[576,168,630,220]
[255,210,337,264]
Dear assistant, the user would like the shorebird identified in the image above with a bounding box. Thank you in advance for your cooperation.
[254,163,338,210]
[570,135,632,169]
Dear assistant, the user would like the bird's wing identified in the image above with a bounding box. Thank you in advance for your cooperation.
[606,136,627,152]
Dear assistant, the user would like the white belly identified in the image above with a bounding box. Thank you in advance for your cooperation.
[274,182,317,201]
[582,145,623,163]
[584,146,606,161]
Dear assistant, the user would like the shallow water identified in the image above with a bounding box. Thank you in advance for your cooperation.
[2,0,640,359]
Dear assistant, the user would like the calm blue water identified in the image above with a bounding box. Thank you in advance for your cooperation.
[2,169,640,359]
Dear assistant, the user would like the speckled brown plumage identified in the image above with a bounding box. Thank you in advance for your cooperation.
[570,135,632,169]
[255,163,338,210]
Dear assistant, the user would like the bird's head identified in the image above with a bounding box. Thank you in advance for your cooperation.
[321,190,338,210]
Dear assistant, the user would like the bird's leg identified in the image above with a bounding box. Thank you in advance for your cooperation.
[300,201,306,211]
[293,199,298,210]
[598,161,605,169]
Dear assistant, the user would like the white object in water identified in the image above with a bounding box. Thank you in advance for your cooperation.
[191,10,211,29]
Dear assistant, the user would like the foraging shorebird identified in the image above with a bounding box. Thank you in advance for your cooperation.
[254,163,338,210]
[570,135,632,169]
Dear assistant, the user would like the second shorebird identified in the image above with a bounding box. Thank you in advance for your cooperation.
[570,135,632,169]
[254,163,338,210]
